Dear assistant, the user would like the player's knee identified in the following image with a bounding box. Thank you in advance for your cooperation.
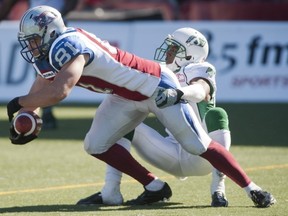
[84,133,106,154]
[84,134,95,154]
[204,107,229,133]
[84,132,132,155]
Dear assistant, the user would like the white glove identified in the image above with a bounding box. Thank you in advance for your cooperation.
[155,88,184,109]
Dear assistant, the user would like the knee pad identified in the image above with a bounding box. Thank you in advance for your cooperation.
[84,131,133,155]
[204,107,229,133]
[84,133,96,154]
[84,133,108,154]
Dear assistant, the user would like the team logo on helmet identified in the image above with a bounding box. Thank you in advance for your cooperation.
[186,36,206,47]
[33,11,57,30]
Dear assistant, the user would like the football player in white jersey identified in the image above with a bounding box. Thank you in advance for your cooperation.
[0,0,79,129]
[76,28,275,207]
[7,6,275,207]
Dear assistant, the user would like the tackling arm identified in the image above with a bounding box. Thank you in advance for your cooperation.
[155,77,211,108]
[180,78,211,103]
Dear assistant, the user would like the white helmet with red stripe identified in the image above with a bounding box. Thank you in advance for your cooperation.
[154,27,209,72]
[18,5,66,63]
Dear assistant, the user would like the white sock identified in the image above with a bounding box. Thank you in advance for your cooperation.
[244,182,262,197]
[145,178,165,191]
[209,130,231,195]
[101,138,131,204]
[211,169,226,195]
[209,129,231,150]
[102,166,122,192]
[104,137,131,186]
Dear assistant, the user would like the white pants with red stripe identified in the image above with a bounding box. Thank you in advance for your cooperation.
[84,67,212,156]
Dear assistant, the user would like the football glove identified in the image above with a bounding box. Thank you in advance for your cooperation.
[7,97,22,122]
[9,123,37,145]
[155,88,184,109]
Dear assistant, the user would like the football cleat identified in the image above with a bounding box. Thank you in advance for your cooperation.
[250,190,276,208]
[125,182,172,205]
[211,191,228,207]
[76,192,103,205]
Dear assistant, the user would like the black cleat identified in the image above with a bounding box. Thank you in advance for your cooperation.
[125,182,172,205]
[250,190,276,208]
[211,191,228,207]
[76,192,103,205]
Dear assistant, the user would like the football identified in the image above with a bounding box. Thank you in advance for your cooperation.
[13,111,43,136]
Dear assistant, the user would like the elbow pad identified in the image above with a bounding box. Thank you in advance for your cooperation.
[180,84,206,103]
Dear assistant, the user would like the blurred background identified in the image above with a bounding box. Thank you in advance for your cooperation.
[0,0,287,146]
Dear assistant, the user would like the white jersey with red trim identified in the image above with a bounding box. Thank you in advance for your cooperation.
[34,27,161,101]
[32,27,212,157]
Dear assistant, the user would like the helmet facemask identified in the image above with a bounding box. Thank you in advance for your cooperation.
[154,37,191,73]
[154,27,209,72]
[18,30,55,63]
[18,6,65,63]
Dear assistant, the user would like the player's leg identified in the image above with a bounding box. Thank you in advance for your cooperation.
[100,138,129,204]
[123,120,212,205]
[82,95,172,205]
[204,107,231,207]
[153,68,250,190]
[153,100,275,207]
[203,107,275,207]
[77,138,130,205]
[78,121,210,206]
[133,123,212,177]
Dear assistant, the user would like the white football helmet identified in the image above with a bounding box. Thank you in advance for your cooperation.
[154,27,209,72]
[18,5,66,63]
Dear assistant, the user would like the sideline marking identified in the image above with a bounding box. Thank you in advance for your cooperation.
[0,180,138,196]
[245,164,288,172]
[1,163,287,196]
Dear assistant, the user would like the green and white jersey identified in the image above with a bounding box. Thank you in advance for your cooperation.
[175,61,217,124]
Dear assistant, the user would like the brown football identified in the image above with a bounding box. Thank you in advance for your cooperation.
[13,111,43,136]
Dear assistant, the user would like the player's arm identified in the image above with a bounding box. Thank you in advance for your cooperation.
[18,54,86,108]
[18,75,51,114]
[155,77,211,108]
[180,77,211,103]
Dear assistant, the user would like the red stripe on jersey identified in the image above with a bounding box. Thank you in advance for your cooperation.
[77,28,161,78]
[115,48,161,78]
[77,76,149,101]
[76,28,117,57]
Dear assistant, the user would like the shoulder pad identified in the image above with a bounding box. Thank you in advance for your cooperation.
[49,34,85,70]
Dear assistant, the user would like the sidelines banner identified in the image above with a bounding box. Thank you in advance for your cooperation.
[0,21,287,103]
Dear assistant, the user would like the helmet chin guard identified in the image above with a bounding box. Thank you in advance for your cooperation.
[18,5,66,63]
[154,27,209,72]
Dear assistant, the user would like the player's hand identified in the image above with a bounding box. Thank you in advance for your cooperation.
[9,123,37,145]
[155,88,184,109]
[7,97,22,122]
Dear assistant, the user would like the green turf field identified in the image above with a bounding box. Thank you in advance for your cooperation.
[0,105,287,216]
